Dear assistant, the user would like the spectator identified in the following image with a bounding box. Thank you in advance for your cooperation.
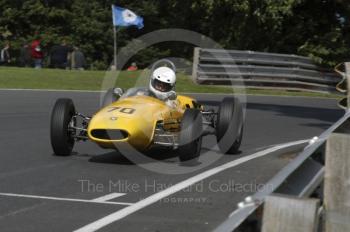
[1,42,11,65]
[70,46,86,70]
[49,40,72,69]
[19,42,31,67]
[127,62,138,71]
[31,38,44,69]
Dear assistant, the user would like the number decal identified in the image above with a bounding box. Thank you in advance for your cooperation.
[108,107,121,112]
[108,107,135,114]
[120,108,136,114]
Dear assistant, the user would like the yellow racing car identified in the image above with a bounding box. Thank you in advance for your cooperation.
[50,63,244,162]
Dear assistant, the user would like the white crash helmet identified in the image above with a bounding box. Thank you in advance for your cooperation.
[149,66,176,100]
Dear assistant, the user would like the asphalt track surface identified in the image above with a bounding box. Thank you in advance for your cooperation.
[0,89,344,232]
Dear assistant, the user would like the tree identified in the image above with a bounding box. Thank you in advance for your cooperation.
[0,0,349,68]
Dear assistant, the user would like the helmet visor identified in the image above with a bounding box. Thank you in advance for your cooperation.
[152,79,173,92]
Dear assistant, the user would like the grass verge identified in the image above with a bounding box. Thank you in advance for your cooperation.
[0,67,342,98]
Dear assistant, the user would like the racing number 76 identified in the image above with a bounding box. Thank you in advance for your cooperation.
[108,107,136,114]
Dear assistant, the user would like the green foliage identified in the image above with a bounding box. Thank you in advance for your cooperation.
[0,0,349,68]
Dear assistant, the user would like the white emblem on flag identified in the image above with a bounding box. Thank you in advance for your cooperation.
[122,9,137,23]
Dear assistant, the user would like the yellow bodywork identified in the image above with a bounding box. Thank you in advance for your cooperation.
[87,95,199,150]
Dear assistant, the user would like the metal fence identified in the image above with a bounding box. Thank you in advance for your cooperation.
[213,63,350,232]
[214,110,350,231]
[192,48,341,93]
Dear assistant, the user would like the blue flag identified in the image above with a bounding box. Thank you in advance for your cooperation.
[112,5,144,29]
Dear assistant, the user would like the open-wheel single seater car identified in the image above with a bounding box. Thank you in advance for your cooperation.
[50,60,244,162]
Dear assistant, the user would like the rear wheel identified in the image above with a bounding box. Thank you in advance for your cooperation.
[178,109,203,162]
[216,97,244,154]
[50,98,76,156]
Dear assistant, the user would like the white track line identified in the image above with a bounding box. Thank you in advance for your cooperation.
[0,193,133,206]
[92,193,126,203]
[74,139,309,232]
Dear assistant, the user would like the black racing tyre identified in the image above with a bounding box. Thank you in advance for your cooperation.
[102,88,120,108]
[216,97,244,154]
[178,109,203,162]
[50,98,76,156]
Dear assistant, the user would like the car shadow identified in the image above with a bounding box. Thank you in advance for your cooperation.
[88,148,180,165]
[87,146,230,166]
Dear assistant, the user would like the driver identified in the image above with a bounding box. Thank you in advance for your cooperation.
[149,66,177,107]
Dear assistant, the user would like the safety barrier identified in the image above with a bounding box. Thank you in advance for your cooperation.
[214,63,350,232]
[192,48,341,93]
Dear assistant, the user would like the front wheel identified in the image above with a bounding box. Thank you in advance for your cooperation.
[50,98,76,156]
[216,97,244,154]
[178,109,203,162]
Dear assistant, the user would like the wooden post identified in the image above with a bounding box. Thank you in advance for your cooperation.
[345,62,350,110]
[192,47,200,83]
[324,133,350,232]
[262,194,320,232]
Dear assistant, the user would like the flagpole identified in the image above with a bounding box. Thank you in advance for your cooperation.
[112,5,143,71]
[113,26,117,70]
[112,5,117,71]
